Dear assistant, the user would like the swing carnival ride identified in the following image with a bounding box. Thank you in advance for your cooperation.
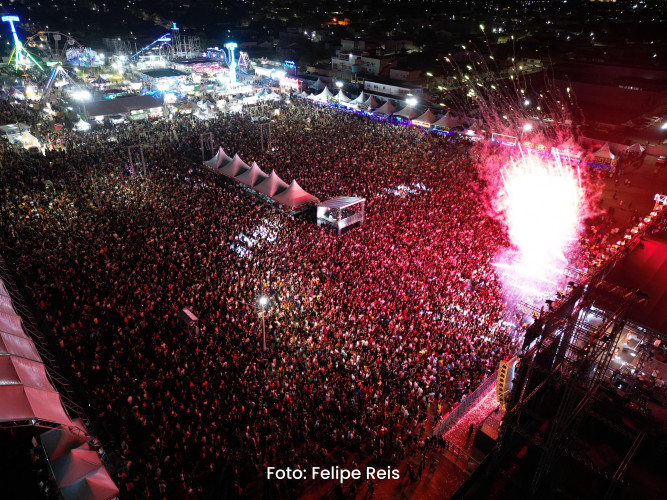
[2,15,43,71]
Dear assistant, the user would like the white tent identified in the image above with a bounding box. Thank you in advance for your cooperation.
[373,100,396,116]
[313,87,335,102]
[309,78,327,90]
[412,109,438,127]
[362,95,381,110]
[74,119,91,132]
[433,112,460,130]
[219,154,251,178]
[626,143,645,154]
[234,161,269,187]
[203,147,233,170]
[333,90,352,103]
[352,92,368,104]
[393,105,420,120]
[272,180,319,209]
[253,170,289,197]
[592,143,616,160]
[558,137,580,151]
[17,130,41,149]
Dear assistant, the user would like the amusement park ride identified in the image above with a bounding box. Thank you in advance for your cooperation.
[2,15,43,71]
[2,15,251,110]
[130,23,250,76]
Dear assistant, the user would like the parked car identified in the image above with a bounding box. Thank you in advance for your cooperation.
[656,156,667,167]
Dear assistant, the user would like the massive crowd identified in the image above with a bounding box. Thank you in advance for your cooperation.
[0,96,613,498]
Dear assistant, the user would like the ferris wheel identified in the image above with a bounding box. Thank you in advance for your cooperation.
[25,31,82,63]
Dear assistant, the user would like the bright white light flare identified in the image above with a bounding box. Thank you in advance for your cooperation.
[498,149,583,280]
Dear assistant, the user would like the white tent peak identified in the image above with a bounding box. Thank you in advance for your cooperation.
[334,90,352,103]
[593,142,616,160]
[373,101,396,115]
[414,109,437,124]
[254,169,289,197]
[272,180,319,209]
[363,95,381,110]
[234,161,269,187]
[352,92,367,104]
[219,154,251,178]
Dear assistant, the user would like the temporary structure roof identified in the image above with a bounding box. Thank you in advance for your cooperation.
[0,331,42,362]
[0,309,24,337]
[413,109,438,125]
[0,386,73,426]
[433,112,460,129]
[203,147,234,170]
[352,92,367,104]
[309,78,326,90]
[219,154,250,178]
[41,429,119,500]
[272,180,319,209]
[592,142,616,160]
[558,137,581,151]
[0,278,73,427]
[74,119,91,131]
[59,466,120,500]
[0,356,58,392]
[373,100,396,116]
[605,230,667,334]
[84,95,163,117]
[52,446,103,487]
[253,170,289,197]
[41,428,87,461]
[313,87,335,102]
[393,105,420,120]
[363,96,381,110]
[333,90,352,103]
[318,196,365,209]
[626,143,645,153]
[234,162,269,187]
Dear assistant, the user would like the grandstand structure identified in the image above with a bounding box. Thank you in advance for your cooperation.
[455,195,667,499]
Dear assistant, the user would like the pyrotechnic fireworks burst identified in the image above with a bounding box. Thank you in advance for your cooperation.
[494,147,584,305]
[436,45,595,311]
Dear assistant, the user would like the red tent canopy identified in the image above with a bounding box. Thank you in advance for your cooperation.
[0,278,73,427]
[42,429,119,500]
[59,467,120,500]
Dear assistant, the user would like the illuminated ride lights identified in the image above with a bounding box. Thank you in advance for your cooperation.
[2,15,43,71]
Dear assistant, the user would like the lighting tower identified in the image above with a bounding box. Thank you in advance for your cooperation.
[225,42,238,84]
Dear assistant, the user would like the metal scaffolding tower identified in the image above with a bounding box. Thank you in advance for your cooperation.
[474,196,667,499]
[259,122,272,151]
[200,132,215,161]
[128,145,146,175]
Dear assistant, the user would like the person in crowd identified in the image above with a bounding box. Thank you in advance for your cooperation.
[0,96,613,498]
